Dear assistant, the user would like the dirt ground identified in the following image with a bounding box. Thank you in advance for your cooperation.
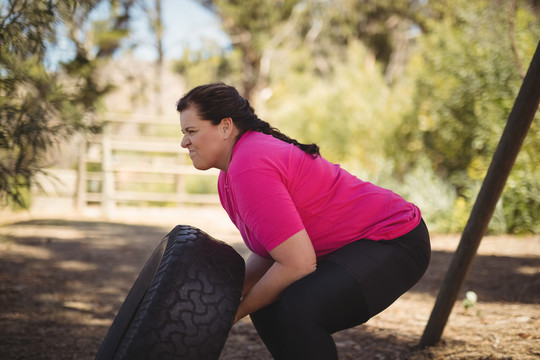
[0,207,539,359]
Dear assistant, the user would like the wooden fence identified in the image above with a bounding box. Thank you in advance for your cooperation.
[75,114,220,217]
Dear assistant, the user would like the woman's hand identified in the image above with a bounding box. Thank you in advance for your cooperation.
[234,229,316,323]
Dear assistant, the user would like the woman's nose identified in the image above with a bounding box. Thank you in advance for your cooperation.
[181,134,190,148]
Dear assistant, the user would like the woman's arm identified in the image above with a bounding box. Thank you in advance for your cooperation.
[234,229,317,323]
[242,253,274,297]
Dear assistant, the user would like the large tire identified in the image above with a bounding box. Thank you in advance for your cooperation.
[95,225,245,360]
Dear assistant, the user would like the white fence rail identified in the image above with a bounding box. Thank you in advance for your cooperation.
[33,115,220,218]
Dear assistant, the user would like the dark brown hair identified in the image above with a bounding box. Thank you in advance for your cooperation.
[176,82,320,157]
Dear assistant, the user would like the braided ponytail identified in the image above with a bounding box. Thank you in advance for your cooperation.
[251,117,320,158]
[177,82,320,158]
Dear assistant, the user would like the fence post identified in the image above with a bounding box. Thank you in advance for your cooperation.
[101,123,115,218]
[176,152,186,205]
[75,136,87,212]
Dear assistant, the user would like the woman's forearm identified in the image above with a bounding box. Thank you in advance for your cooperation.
[235,259,315,322]
[242,253,274,297]
[235,229,317,323]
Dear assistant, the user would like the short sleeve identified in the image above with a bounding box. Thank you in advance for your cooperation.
[230,168,305,253]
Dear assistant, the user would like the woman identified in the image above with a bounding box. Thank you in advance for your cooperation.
[177,82,430,360]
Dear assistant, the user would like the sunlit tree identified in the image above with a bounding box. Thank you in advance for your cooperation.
[393,0,540,232]
[0,0,137,207]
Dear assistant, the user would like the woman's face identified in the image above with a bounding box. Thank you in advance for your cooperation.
[180,107,236,171]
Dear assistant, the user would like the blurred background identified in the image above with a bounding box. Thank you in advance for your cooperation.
[1,0,539,234]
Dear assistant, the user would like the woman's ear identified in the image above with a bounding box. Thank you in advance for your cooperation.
[220,117,234,138]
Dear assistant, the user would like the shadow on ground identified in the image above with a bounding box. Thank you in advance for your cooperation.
[1,219,538,359]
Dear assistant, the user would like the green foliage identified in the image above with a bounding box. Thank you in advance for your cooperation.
[211,0,298,45]
[173,47,244,91]
[0,0,131,208]
[194,0,302,98]
[178,0,539,233]
[393,0,540,233]
[370,155,461,234]
[195,0,432,96]
[503,147,540,233]
[265,41,393,168]
[1,1,78,207]
[182,0,538,233]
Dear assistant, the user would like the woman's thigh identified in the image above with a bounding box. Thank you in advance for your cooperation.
[250,260,370,360]
[250,220,430,358]
[324,219,431,318]
[279,260,371,332]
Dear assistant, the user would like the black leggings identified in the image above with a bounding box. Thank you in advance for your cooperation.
[250,219,431,360]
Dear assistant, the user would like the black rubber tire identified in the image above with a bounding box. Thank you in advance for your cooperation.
[95,225,245,360]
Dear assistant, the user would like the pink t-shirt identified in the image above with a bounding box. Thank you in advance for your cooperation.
[218,131,421,259]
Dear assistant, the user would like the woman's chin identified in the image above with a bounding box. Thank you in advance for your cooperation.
[192,162,210,171]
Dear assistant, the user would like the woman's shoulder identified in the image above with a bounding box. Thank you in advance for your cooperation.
[229,131,304,176]
[231,131,293,169]
[239,130,283,148]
